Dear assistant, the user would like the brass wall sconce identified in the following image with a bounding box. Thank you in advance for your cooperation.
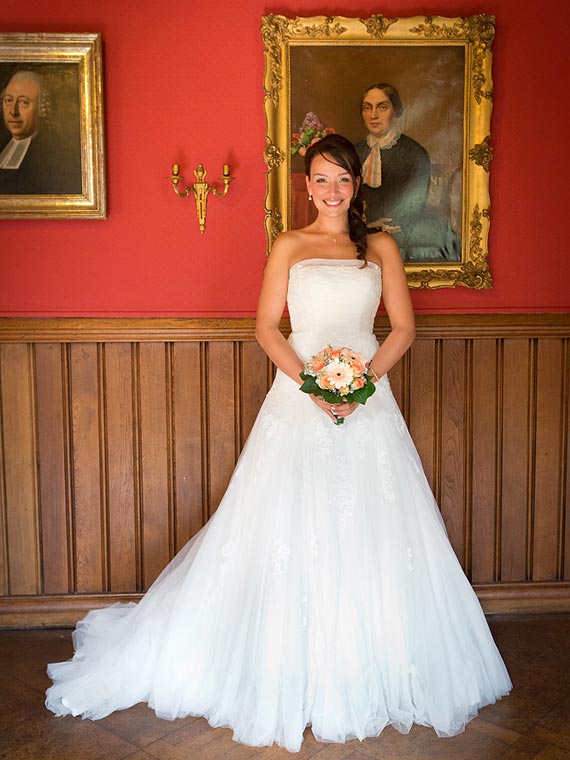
[168,162,235,233]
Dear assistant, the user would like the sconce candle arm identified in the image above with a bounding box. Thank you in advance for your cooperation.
[168,176,192,198]
[211,174,235,198]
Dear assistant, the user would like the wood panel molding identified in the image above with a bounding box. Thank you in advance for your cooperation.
[1,314,569,627]
[0,313,569,343]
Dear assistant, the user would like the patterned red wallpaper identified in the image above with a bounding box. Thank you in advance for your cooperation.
[0,0,568,315]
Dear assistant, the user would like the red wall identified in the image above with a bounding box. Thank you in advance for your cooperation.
[1,0,569,316]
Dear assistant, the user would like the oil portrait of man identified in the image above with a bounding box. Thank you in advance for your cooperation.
[0,67,82,195]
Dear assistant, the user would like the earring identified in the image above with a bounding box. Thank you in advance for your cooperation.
[308,193,313,201]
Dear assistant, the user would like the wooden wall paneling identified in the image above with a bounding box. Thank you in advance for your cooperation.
[172,342,205,551]
[408,339,437,490]
[439,339,466,565]
[501,339,531,582]
[0,369,7,596]
[471,339,499,584]
[69,343,105,593]
[138,343,171,589]
[206,342,238,517]
[533,339,564,580]
[2,316,570,625]
[35,344,71,594]
[104,343,137,592]
[387,357,404,418]
[239,341,270,448]
[560,339,570,581]
[0,344,40,595]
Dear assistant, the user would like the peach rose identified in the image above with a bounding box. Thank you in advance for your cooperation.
[317,375,335,390]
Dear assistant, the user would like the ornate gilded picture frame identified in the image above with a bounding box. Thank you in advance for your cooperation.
[0,33,106,219]
[261,15,494,289]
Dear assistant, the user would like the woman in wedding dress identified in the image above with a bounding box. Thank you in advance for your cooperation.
[46,134,511,753]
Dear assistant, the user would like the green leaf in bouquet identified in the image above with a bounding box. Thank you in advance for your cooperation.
[315,389,342,404]
[346,381,376,405]
[299,372,319,394]
[299,371,376,413]
[299,373,340,403]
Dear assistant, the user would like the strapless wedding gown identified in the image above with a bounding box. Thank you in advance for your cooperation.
[46,258,511,753]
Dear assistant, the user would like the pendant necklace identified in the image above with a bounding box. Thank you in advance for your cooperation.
[320,228,347,245]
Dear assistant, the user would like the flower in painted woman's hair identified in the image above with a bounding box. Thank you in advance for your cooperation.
[291,112,336,156]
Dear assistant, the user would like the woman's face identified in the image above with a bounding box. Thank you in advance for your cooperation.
[306,153,357,218]
[361,88,397,138]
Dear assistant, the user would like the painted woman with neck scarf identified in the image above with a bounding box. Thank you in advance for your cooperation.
[354,83,459,263]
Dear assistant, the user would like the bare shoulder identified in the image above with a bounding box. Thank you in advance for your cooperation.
[266,228,314,272]
[366,231,404,271]
[270,229,306,256]
[264,231,299,272]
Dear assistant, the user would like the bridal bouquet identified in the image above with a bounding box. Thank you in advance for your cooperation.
[299,346,376,424]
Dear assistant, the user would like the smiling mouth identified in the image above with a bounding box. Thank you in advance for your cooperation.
[323,199,343,207]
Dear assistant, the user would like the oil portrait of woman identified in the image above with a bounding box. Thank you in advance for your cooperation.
[289,45,465,264]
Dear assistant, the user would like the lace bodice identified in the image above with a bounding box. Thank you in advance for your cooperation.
[287,258,382,362]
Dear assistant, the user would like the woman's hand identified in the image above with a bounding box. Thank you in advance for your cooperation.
[368,216,401,234]
[379,218,401,234]
[310,395,359,422]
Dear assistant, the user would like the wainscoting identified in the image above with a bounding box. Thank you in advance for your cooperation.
[0,315,569,626]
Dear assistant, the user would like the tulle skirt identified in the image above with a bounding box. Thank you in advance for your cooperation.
[46,372,511,753]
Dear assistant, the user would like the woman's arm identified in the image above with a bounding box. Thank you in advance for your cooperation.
[255,234,305,385]
[367,233,416,379]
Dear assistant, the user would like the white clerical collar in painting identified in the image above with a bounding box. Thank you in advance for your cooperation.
[0,135,34,170]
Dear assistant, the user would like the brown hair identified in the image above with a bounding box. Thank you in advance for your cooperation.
[361,83,404,118]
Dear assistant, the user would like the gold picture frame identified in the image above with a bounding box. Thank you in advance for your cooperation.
[261,14,495,289]
[0,32,106,219]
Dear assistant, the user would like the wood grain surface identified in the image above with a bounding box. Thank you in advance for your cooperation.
[0,315,569,625]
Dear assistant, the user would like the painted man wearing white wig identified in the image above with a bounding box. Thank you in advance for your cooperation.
[0,69,82,195]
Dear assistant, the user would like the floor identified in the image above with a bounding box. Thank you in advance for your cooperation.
[0,614,569,759]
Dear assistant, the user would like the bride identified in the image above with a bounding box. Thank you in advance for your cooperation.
[46,134,511,753]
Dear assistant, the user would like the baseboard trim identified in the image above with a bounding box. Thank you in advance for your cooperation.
[475,582,570,614]
[2,582,569,628]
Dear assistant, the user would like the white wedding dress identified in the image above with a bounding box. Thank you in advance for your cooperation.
[46,258,511,752]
